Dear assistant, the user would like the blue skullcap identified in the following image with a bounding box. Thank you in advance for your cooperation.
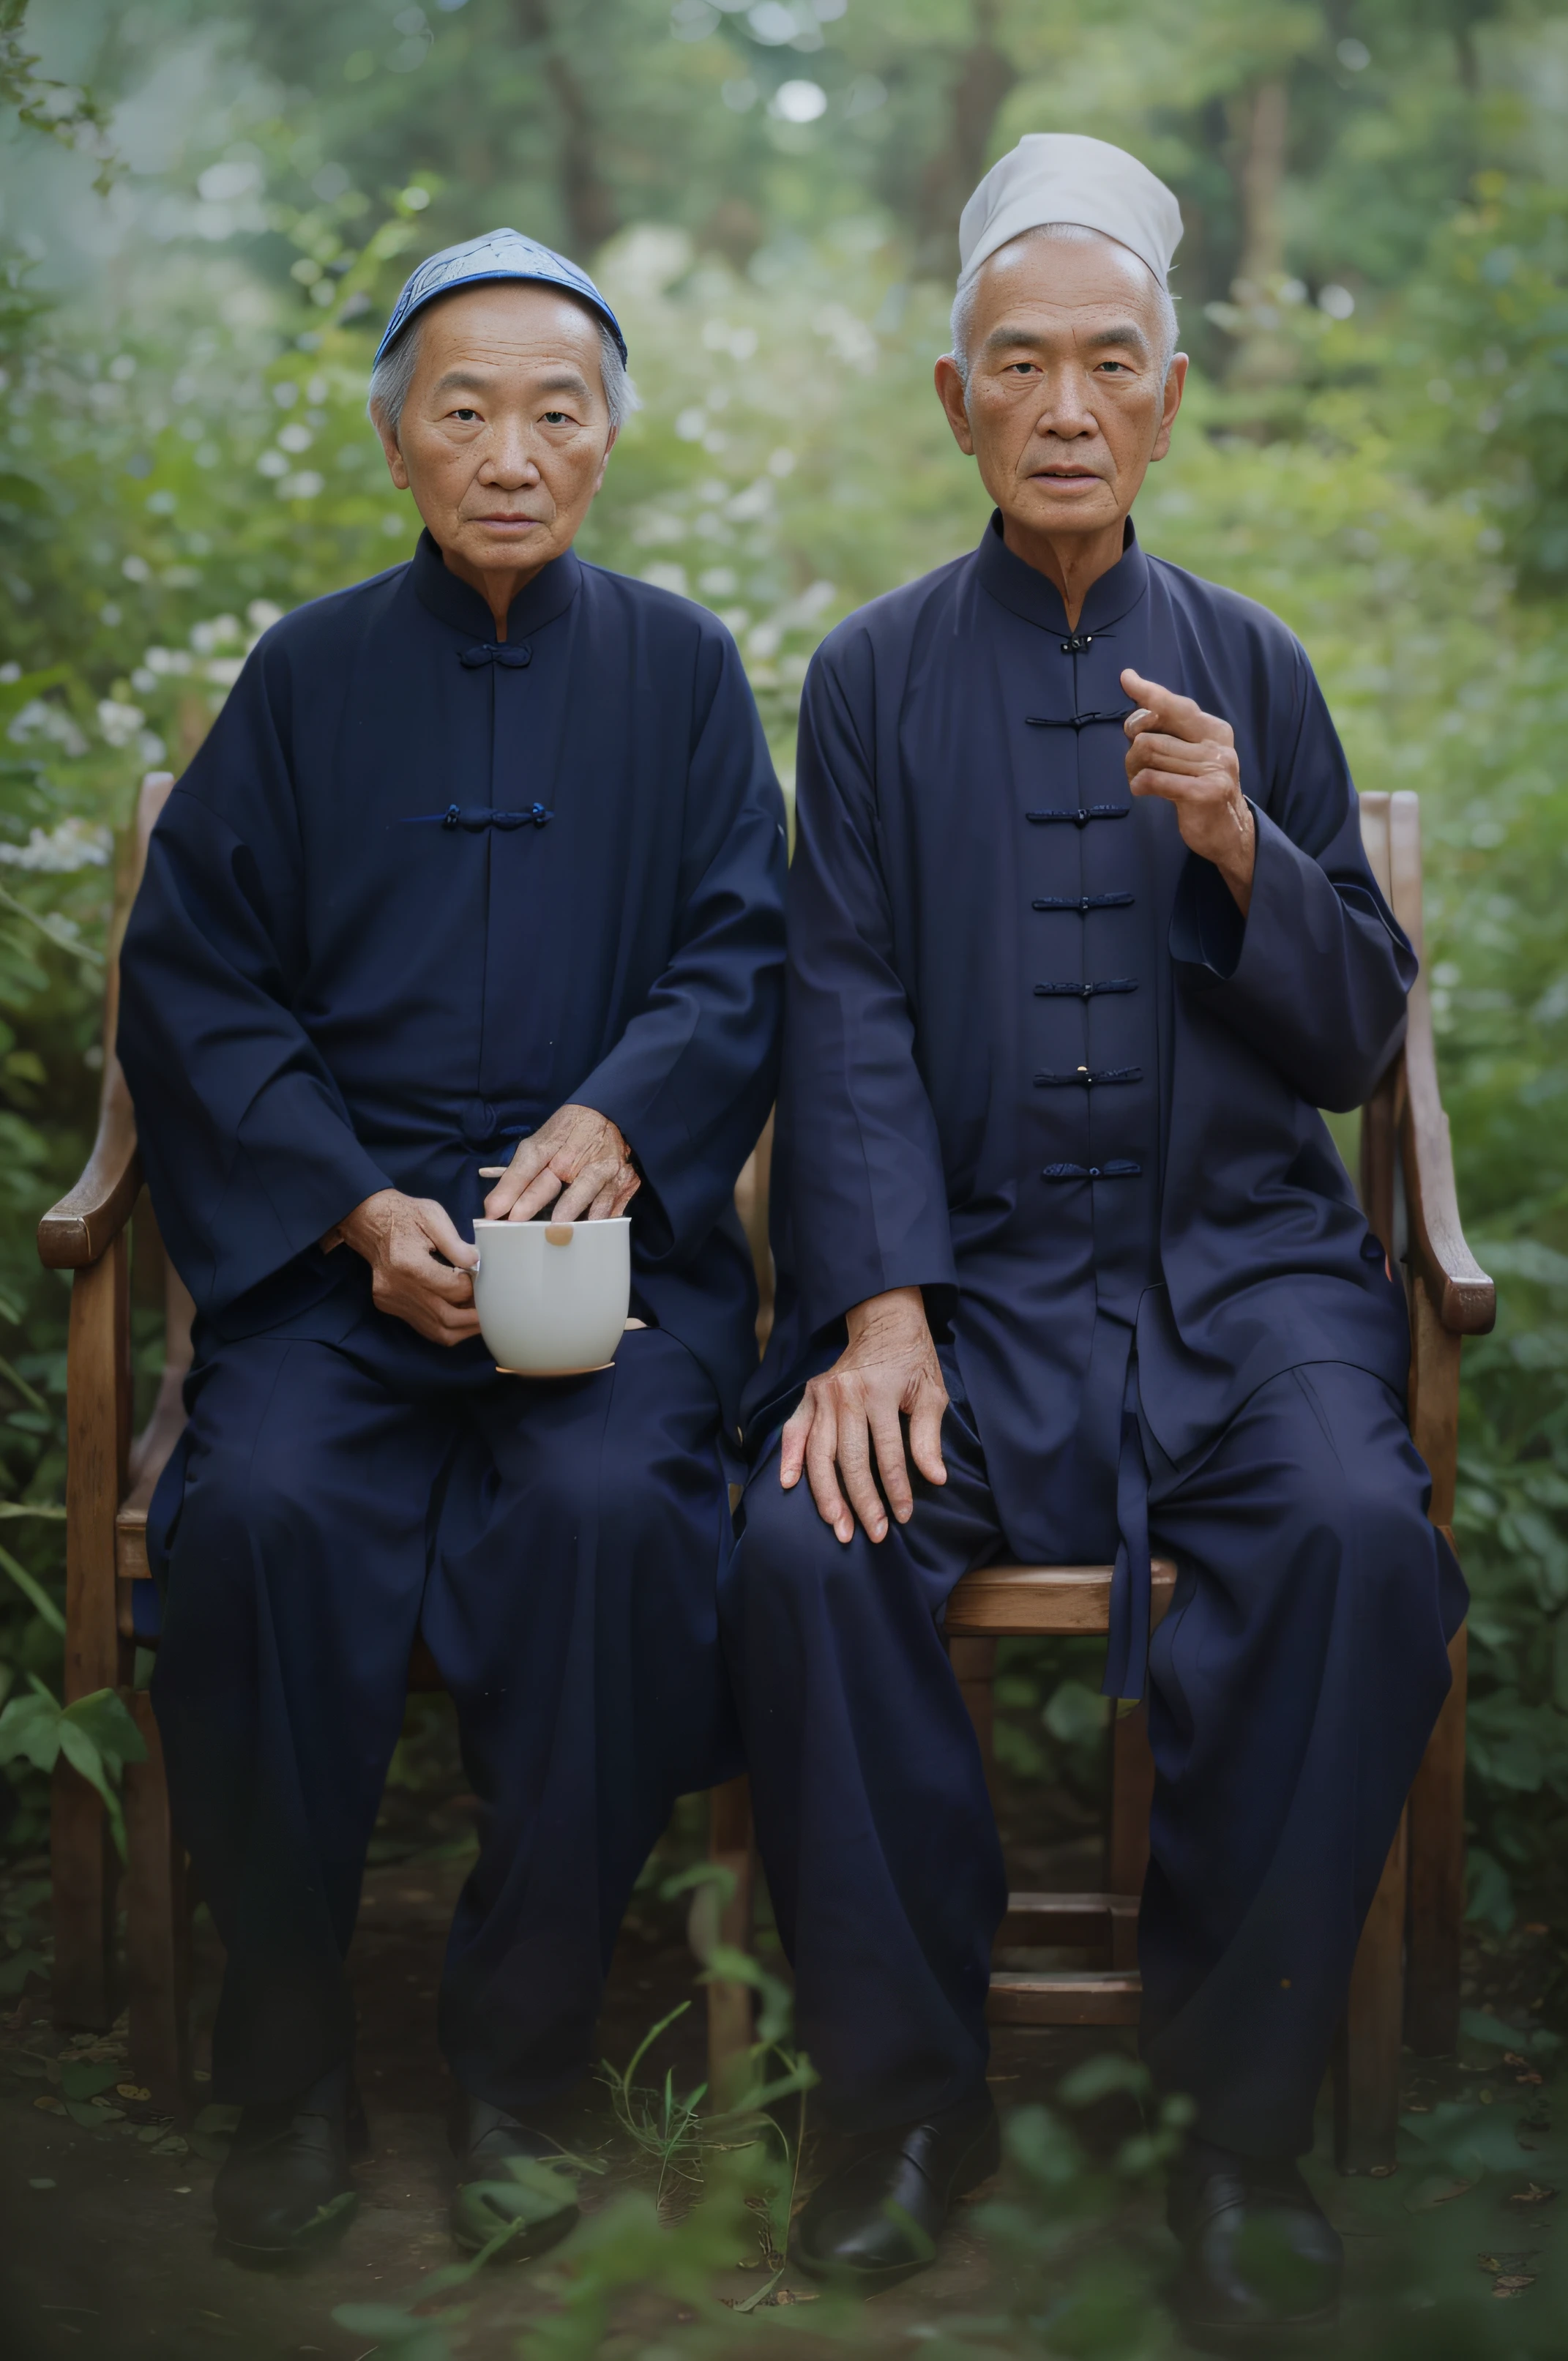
[374,227,627,366]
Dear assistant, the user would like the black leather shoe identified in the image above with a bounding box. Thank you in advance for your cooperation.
[213,2064,365,2267]
[1169,2144,1342,2349]
[449,2094,581,2259]
[796,2089,999,2291]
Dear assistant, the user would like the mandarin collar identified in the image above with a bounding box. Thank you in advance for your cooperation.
[974,511,1149,638]
[410,528,583,644]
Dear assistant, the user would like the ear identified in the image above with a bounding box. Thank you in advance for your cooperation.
[1150,354,1188,464]
[372,403,411,492]
[934,356,976,457]
[590,419,619,498]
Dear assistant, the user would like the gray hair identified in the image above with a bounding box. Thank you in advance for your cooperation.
[948,223,1180,395]
[367,300,638,439]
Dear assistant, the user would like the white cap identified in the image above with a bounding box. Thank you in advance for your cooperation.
[957,133,1183,290]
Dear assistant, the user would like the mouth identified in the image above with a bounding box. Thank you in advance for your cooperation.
[472,514,543,531]
[1033,468,1104,488]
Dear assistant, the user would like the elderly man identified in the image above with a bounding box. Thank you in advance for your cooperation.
[723,138,1463,2336]
[118,230,786,2264]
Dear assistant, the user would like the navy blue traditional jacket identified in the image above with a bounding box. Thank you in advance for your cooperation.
[751,516,1416,1619]
[119,531,789,1431]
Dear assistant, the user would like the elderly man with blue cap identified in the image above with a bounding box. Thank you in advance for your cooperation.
[723,137,1464,2337]
[117,231,787,2262]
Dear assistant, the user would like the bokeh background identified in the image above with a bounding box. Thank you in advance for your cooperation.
[0,0,1565,1987]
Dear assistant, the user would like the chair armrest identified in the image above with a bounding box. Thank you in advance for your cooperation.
[1400,974,1495,1337]
[37,1063,141,1270]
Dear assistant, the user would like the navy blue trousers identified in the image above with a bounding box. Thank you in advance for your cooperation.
[723,1358,1464,2155]
[149,1324,736,2111]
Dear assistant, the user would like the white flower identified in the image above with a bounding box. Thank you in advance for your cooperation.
[8,701,89,756]
[0,818,112,872]
[190,617,242,654]
[97,698,146,747]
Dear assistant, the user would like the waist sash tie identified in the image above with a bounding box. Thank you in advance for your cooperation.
[1102,1353,1153,1704]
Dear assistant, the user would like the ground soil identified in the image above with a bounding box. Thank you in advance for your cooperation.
[2,1742,1565,2358]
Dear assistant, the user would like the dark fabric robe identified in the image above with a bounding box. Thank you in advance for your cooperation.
[750,515,1416,1557]
[119,531,788,1433]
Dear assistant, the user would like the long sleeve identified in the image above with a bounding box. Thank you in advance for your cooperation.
[1168,654,1414,1113]
[118,648,393,1317]
[774,638,956,1342]
[575,627,788,1262]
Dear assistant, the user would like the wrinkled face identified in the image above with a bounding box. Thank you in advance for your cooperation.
[936,231,1186,544]
[376,281,615,584]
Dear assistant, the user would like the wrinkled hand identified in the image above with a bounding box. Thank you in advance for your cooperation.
[1122,667,1255,914]
[780,1286,948,1545]
[482,1102,640,1224]
[340,1188,480,1346]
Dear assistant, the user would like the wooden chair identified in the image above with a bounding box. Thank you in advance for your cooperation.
[35,774,780,2113]
[703,788,1494,2172]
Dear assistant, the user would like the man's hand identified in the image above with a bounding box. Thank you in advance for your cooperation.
[1122,668,1255,915]
[780,1286,948,1545]
[340,1189,480,1346]
[482,1103,641,1225]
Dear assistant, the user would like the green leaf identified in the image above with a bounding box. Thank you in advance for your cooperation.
[1004,2103,1084,2192]
[0,1691,61,1774]
[1059,2054,1152,2109]
[62,1688,147,1775]
[59,2058,123,2101]
[0,1542,63,1633]
[38,1686,147,1864]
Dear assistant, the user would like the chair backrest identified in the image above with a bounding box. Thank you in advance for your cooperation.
[1356,790,1425,962]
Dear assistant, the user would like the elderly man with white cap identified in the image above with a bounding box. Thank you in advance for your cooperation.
[723,136,1462,2335]
[117,230,787,2262]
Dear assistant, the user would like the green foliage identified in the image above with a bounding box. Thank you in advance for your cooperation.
[0,1679,146,1856]
[0,16,1562,2346]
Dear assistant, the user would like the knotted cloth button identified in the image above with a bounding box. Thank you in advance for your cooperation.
[459,641,533,668]
[402,804,554,832]
[1060,634,1094,652]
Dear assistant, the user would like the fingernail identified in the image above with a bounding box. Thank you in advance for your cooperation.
[872,1520,886,1541]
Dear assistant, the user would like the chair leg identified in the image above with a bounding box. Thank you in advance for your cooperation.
[705,1775,757,2105]
[1107,1699,1156,1906]
[123,1691,190,2115]
[1334,1809,1407,2171]
[950,1635,998,1793]
[56,1241,131,2032]
[50,1768,118,2029]
[1405,1619,1467,2056]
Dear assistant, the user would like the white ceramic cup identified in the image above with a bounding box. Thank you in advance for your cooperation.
[471,1217,632,1376]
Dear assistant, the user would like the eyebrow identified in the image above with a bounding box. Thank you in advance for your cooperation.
[430,365,594,397]
[982,319,1154,359]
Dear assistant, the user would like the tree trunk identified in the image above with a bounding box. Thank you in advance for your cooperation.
[1226,76,1293,388]
[512,0,619,258]
[1231,76,1288,298]
[914,0,1018,277]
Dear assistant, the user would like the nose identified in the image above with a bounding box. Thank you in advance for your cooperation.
[479,428,541,489]
[1033,362,1097,438]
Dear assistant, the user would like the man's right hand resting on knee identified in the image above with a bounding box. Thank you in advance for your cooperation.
[780,1286,948,1545]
